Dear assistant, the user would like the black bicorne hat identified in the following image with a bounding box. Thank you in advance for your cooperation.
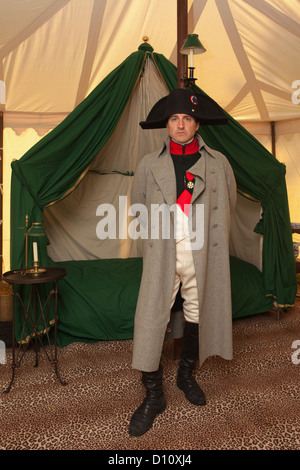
[139,88,228,129]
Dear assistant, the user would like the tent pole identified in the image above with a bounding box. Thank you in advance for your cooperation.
[177,0,188,88]
[174,0,188,360]
[0,111,3,279]
[271,121,276,158]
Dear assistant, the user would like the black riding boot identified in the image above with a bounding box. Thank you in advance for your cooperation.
[129,364,166,437]
[176,321,206,406]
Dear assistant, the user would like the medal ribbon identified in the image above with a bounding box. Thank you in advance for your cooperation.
[170,137,199,216]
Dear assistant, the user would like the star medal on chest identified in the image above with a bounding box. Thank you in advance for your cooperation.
[185,171,195,193]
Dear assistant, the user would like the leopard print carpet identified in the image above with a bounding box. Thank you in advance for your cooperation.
[1,300,299,451]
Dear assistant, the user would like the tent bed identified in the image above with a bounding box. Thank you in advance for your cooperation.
[49,255,273,348]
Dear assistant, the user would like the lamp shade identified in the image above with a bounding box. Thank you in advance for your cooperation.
[180,34,206,55]
[26,222,46,237]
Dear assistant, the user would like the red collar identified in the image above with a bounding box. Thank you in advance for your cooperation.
[170,137,199,155]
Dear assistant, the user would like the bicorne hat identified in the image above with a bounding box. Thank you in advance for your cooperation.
[139,88,228,129]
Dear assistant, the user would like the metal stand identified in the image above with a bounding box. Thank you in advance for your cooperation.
[3,266,67,393]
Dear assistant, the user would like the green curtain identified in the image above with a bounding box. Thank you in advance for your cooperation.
[10,43,296,344]
[11,47,147,269]
[10,46,147,342]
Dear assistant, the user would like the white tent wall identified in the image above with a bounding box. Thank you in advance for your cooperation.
[1,0,300,272]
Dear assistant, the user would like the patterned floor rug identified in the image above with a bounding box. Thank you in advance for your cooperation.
[1,298,299,451]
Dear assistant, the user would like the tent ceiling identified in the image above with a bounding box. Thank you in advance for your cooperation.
[0,0,299,122]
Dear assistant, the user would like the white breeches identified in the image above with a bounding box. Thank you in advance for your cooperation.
[170,237,199,324]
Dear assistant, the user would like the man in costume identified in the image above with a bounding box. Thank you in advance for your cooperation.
[129,88,237,437]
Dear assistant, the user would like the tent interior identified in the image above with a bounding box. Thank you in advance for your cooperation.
[0,0,299,345]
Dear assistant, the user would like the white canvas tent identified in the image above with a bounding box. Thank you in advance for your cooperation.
[1,0,300,273]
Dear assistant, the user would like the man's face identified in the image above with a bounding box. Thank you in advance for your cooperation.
[166,114,199,144]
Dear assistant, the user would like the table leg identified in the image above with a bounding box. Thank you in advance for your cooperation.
[3,294,16,394]
[52,280,67,386]
[33,285,39,368]
[3,279,67,393]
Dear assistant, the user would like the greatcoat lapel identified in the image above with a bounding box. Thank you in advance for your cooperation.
[189,154,206,204]
[150,136,215,207]
[151,145,177,209]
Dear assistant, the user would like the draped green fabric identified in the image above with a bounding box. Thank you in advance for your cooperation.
[10,44,296,345]
[11,48,147,264]
[197,108,296,306]
[10,47,147,342]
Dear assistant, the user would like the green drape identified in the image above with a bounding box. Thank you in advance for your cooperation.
[11,48,147,268]
[10,44,296,344]
[10,47,147,342]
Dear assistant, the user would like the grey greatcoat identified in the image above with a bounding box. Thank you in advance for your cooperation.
[131,135,237,372]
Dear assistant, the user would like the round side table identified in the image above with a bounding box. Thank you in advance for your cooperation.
[3,266,67,393]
